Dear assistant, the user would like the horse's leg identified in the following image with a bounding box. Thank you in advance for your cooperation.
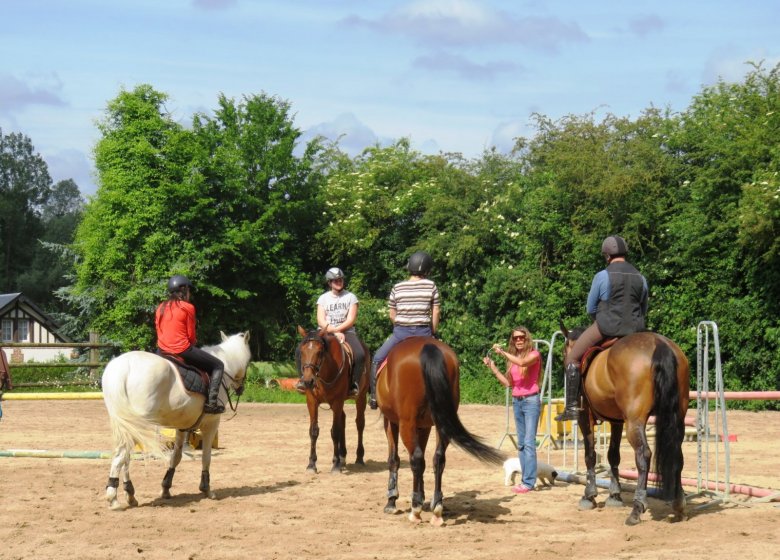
[106,445,130,510]
[384,418,401,514]
[329,401,346,473]
[354,397,366,466]
[578,413,599,511]
[402,424,425,524]
[625,420,651,525]
[429,430,449,527]
[161,430,186,499]
[198,419,220,499]
[605,421,624,507]
[306,398,319,474]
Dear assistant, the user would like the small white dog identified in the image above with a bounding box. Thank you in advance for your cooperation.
[503,457,558,487]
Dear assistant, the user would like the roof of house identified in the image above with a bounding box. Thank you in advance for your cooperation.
[0,293,71,342]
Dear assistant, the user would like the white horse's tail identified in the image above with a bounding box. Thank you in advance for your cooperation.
[102,356,171,461]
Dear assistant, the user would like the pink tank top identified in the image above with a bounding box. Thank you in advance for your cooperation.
[509,349,541,397]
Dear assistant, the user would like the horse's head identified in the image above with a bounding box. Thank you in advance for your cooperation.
[218,330,252,393]
[296,325,335,391]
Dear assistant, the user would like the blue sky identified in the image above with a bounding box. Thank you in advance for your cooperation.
[1,0,778,196]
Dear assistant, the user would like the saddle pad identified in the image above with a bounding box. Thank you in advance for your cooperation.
[159,352,210,396]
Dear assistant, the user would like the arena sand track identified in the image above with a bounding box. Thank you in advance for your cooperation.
[1,400,779,560]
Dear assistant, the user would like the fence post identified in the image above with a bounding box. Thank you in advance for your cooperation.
[89,332,99,381]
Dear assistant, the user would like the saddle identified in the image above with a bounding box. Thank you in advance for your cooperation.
[158,351,210,396]
[580,337,618,375]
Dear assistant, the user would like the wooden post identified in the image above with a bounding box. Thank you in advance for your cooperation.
[89,332,99,381]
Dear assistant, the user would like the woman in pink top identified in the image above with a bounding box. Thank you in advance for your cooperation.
[483,326,541,494]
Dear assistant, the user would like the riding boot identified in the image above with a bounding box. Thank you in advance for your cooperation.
[368,363,378,410]
[554,362,582,422]
[294,376,306,394]
[204,368,225,414]
[347,366,359,397]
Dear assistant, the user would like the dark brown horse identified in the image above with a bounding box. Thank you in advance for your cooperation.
[561,324,690,525]
[296,325,369,474]
[376,336,504,526]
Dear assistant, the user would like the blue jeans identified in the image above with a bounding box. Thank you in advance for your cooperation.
[513,394,541,489]
[372,325,432,365]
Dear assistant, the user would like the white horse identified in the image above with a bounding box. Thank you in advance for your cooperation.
[101,331,251,510]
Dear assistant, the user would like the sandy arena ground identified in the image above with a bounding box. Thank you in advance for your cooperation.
[1,399,779,560]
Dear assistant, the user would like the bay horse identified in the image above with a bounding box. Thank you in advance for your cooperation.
[377,336,504,526]
[561,324,690,525]
[296,325,369,473]
[101,331,251,510]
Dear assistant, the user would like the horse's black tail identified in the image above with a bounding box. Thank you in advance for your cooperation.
[420,344,504,465]
[652,338,685,501]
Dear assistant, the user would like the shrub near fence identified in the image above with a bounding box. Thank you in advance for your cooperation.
[2,333,117,391]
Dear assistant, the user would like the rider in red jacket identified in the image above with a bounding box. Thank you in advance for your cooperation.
[155,275,225,414]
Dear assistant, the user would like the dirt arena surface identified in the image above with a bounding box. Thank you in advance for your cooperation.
[1,399,779,560]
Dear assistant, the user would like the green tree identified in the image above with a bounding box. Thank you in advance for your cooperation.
[0,129,52,292]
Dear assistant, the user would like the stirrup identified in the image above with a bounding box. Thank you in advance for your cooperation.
[204,403,225,414]
[368,397,378,410]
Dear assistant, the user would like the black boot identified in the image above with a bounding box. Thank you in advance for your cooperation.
[294,376,306,394]
[204,368,225,414]
[555,363,582,422]
[348,366,359,397]
[368,363,378,410]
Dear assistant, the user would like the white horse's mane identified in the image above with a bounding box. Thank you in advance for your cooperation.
[203,331,252,380]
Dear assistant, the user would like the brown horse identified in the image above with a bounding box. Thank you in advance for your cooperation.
[561,324,690,525]
[296,325,369,473]
[377,336,504,526]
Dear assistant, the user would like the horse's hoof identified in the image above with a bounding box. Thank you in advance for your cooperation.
[206,490,217,500]
[605,496,624,508]
[408,511,422,524]
[306,467,317,475]
[578,498,596,511]
[355,458,365,466]
[625,514,641,526]
[432,502,443,518]
[108,500,123,511]
[429,514,444,527]
[126,496,139,507]
[160,489,172,499]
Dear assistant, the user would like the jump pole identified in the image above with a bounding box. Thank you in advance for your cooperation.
[1,392,103,400]
[0,449,141,459]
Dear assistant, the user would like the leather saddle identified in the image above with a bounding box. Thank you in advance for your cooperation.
[157,351,210,396]
[580,337,618,375]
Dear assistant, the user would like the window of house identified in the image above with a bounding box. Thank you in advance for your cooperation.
[1,319,12,342]
[18,319,30,342]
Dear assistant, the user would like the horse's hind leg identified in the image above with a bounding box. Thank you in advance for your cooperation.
[106,446,130,510]
[403,425,426,524]
[625,421,651,526]
[161,430,186,499]
[429,432,449,527]
[383,418,401,514]
[605,421,624,508]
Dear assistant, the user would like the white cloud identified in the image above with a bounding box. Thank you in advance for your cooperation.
[300,113,384,156]
[0,74,66,115]
[628,15,665,38]
[412,51,519,81]
[341,0,588,52]
[45,149,96,196]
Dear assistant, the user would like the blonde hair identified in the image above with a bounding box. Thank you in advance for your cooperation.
[506,326,533,358]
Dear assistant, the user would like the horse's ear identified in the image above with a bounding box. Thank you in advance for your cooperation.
[559,320,569,339]
[243,330,250,343]
[220,330,228,342]
[297,325,307,338]
[318,325,328,337]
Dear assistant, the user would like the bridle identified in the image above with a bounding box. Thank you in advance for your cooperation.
[300,333,348,389]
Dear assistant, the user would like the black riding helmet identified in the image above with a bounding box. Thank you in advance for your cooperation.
[407,251,433,276]
[601,235,628,258]
[167,274,193,293]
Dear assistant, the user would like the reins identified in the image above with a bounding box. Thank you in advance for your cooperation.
[301,334,349,390]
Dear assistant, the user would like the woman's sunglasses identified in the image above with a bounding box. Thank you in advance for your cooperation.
[512,335,526,341]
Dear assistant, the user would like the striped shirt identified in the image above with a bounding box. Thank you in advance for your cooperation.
[389,279,440,327]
